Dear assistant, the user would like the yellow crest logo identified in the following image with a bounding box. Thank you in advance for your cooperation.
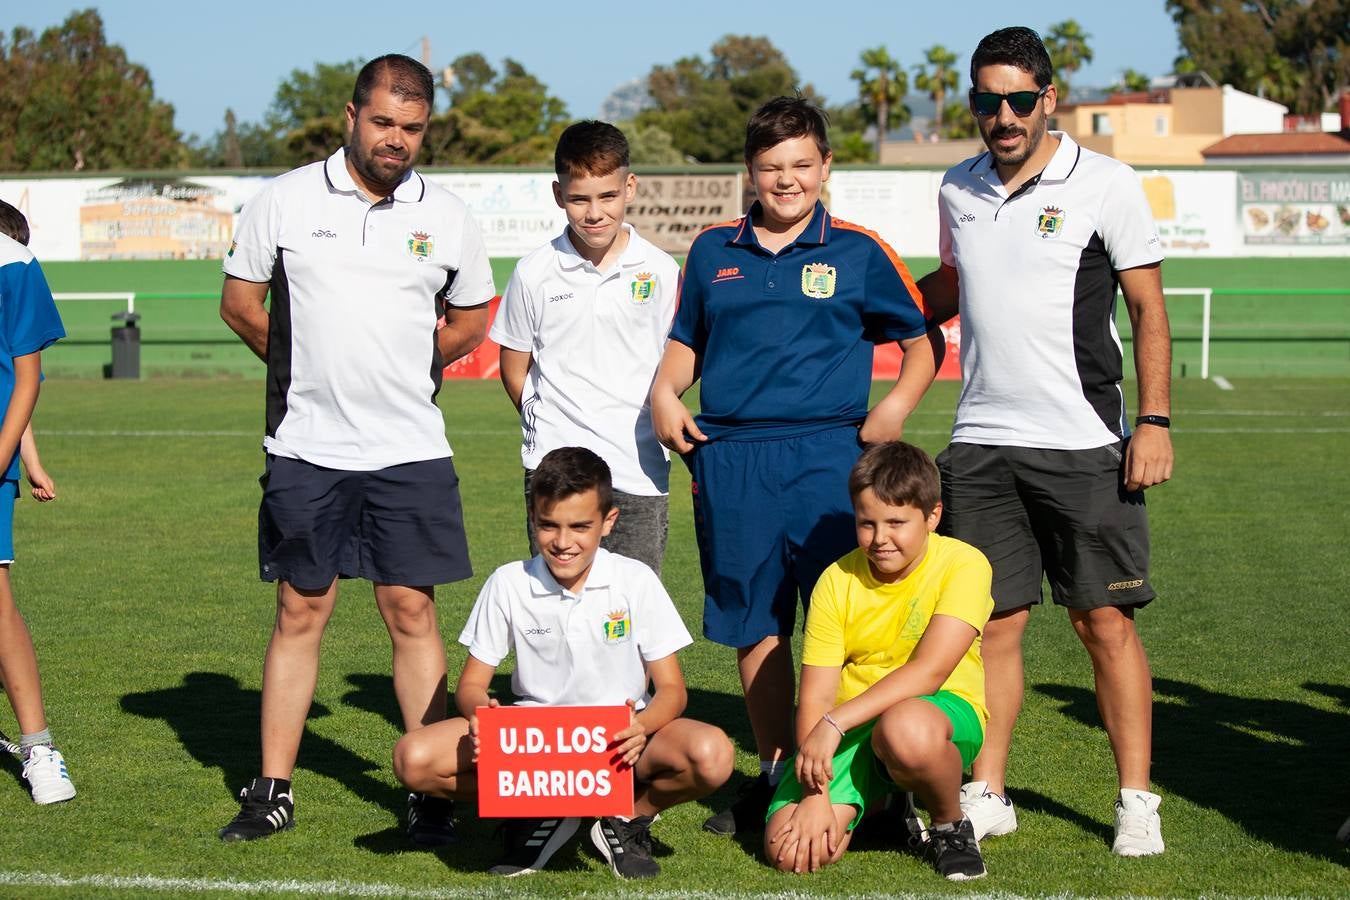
[1036,206,1065,239]
[630,272,655,304]
[407,230,433,260]
[801,263,837,299]
[603,609,630,644]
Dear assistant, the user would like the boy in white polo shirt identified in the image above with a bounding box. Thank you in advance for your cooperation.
[392,447,733,879]
[490,122,679,574]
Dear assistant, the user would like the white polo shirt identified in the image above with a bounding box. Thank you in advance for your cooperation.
[224,148,496,470]
[489,225,679,495]
[938,133,1163,450]
[459,548,693,710]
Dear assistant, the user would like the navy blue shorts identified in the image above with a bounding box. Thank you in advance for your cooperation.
[686,426,861,648]
[258,455,472,590]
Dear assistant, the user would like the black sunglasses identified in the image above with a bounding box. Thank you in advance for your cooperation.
[969,85,1050,117]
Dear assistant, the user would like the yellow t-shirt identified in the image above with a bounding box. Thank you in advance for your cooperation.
[802,535,994,725]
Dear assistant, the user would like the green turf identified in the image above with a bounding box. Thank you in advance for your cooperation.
[35,257,1350,380]
[0,376,1346,896]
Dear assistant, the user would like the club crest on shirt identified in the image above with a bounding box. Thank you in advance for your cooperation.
[407,230,433,261]
[801,262,836,299]
[1036,206,1065,239]
[603,608,631,644]
[227,241,237,258]
[630,272,655,304]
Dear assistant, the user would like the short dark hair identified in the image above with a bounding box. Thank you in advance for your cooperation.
[352,54,435,111]
[970,26,1053,89]
[744,96,831,165]
[0,200,30,246]
[530,447,614,515]
[848,442,941,515]
[554,121,630,179]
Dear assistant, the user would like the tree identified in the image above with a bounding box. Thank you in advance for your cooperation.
[852,46,909,160]
[1166,0,1349,114]
[620,121,684,165]
[266,59,362,132]
[1109,68,1154,94]
[1044,19,1094,99]
[942,100,979,140]
[0,8,181,171]
[638,35,818,162]
[825,102,872,163]
[444,52,495,106]
[913,45,960,134]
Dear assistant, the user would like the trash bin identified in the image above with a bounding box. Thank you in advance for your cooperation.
[109,311,141,379]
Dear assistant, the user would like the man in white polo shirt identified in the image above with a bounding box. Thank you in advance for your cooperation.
[490,121,679,573]
[917,27,1174,857]
[218,53,495,844]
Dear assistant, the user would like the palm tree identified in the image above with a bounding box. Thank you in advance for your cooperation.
[851,46,908,160]
[913,45,960,135]
[1045,19,1094,99]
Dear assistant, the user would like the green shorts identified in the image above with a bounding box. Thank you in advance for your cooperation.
[766,691,984,830]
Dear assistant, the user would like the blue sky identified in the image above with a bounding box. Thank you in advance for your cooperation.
[3,2,1182,140]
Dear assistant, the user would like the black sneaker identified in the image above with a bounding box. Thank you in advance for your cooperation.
[487,817,581,876]
[925,818,986,881]
[898,792,930,850]
[703,773,775,835]
[219,777,294,842]
[590,815,660,879]
[406,792,457,846]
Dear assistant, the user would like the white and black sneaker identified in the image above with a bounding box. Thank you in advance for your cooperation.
[591,815,660,879]
[219,777,294,841]
[487,817,581,876]
[406,792,457,846]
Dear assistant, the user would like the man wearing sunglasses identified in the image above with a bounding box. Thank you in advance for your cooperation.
[916,26,1173,858]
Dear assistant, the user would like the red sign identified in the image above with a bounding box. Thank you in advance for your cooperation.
[475,705,634,818]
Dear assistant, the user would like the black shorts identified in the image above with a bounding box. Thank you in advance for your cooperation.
[936,442,1153,613]
[258,455,472,590]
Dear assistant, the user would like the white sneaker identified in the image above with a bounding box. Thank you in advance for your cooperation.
[959,781,1017,840]
[22,745,77,805]
[1113,789,1164,857]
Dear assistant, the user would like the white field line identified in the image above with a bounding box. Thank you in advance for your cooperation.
[0,871,1063,900]
[1212,375,1234,391]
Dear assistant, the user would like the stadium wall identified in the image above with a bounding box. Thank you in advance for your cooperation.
[1,167,1346,262]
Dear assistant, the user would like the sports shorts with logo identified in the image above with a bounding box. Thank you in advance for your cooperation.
[766,691,984,829]
[685,425,861,648]
[937,441,1153,613]
[258,455,472,590]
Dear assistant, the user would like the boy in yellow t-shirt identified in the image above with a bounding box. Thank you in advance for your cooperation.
[764,442,993,881]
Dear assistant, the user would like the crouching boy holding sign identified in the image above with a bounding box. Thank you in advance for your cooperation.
[394,447,733,879]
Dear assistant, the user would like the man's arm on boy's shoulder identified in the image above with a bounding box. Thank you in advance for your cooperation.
[915,264,960,326]
[220,276,270,361]
[611,652,688,768]
[437,302,490,366]
[498,348,532,411]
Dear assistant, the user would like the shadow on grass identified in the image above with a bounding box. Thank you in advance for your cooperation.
[1036,677,1350,863]
[121,671,399,816]
[341,672,752,862]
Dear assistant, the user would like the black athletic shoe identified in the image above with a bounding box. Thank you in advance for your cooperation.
[487,816,581,876]
[406,793,457,846]
[219,777,294,842]
[925,818,987,881]
[590,815,660,879]
[703,772,775,835]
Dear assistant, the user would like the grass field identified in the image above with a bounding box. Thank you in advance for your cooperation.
[35,257,1350,380]
[1,375,1346,897]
